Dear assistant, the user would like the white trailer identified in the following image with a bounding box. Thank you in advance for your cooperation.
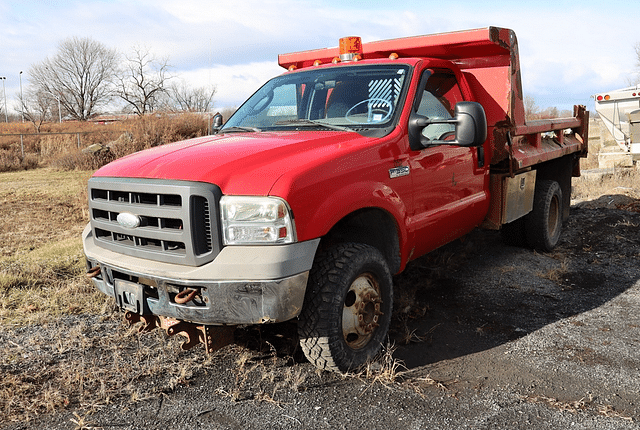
[594,85,640,162]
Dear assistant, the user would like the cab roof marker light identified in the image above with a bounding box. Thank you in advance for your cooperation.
[389,52,399,60]
[313,60,322,66]
[332,57,340,64]
[288,65,297,71]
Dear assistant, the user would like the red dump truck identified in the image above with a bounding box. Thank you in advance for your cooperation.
[83,27,588,372]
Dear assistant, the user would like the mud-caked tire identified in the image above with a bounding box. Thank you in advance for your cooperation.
[525,180,563,252]
[297,243,393,373]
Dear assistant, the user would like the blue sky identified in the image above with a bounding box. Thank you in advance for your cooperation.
[1,0,639,113]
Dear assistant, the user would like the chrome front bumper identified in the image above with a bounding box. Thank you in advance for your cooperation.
[83,224,319,325]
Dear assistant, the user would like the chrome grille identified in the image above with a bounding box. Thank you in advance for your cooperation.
[88,177,222,266]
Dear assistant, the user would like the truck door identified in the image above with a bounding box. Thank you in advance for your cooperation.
[408,69,488,256]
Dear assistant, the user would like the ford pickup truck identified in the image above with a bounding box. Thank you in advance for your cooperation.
[83,27,588,372]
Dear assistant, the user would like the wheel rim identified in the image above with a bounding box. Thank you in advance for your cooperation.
[342,273,384,350]
[547,194,560,238]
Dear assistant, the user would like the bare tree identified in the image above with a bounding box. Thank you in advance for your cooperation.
[219,106,237,122]
[524,96,566,120]
[117,47,172,115]
[16,88,56,132]
[167,81,217,113]
[29,37,118,121]
[524,95,540,121]
[630,42,640,85]
[541,106,559,119]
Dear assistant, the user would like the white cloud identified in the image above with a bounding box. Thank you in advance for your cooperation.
[178,61,284,108]
[3,0,640,112]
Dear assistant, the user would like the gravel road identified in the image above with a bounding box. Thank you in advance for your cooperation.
[3,199,640,430]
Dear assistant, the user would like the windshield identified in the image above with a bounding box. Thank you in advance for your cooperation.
[222,64,410,133]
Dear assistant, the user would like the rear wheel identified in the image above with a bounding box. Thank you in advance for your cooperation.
[525,180,563,252]
[298,243,393,373]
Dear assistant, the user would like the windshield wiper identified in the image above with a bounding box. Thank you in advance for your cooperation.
[219,126,261,133]
[274,119,353,132]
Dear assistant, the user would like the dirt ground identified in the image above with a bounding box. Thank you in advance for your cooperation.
[2,173,639,429]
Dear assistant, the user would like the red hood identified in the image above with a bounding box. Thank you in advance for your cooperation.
[93,131,371,195]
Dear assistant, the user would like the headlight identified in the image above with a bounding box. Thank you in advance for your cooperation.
[220,196,296,245]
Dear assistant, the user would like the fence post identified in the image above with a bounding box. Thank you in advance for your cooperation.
[20,134,24,157]
[77,133,81,149]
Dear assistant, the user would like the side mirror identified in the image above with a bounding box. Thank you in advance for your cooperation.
[408,101,487,149]
[449,102,487,147]
[212,113,223,133]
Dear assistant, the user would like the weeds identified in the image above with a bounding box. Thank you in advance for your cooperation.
[70,411,99,430]
[524,394,634,422]
[573,166,640,205]
[360,343,407,385]
[0,113,210,172]
[0,316,211,422]
[537,259,569,284]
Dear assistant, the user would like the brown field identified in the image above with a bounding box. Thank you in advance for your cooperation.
[0,114,211,172]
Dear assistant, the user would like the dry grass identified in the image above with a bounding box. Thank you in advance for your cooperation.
[0,168,121,422]
[572,118,640,209]
[0,113,210,173]
[359,343,407,385]
[537,259,569,284]
[1,315,217,423]
[0,169,91,258]
[222,352,308,404]
[524,394,633,421]
[573,167,640,205]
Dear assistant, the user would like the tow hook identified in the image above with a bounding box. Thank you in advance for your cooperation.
[86,265,101,278]
[175,288,198,304]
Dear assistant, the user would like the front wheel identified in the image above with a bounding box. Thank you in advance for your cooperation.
[298,243,393,373]
[525,180,563,252]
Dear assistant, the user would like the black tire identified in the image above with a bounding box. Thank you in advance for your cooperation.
[525,180,563,252]
[297,243,393,373]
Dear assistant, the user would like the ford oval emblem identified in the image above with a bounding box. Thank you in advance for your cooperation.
[117,212,141,229]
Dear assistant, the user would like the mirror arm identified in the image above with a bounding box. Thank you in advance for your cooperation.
[211,113,224,134]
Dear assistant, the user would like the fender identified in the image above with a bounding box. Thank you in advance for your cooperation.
[272,177,411,266]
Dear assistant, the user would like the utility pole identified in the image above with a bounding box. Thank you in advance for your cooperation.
[0,77,7,122]
[49,91,62,123]
[19,71,24,123]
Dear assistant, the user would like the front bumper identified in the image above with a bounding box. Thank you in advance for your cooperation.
[83,224,319,325]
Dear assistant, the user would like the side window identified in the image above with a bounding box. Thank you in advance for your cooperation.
[417,70,464,141]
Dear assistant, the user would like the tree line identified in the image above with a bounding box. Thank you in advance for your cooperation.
[524,95,573,121]
[7,37,217,131]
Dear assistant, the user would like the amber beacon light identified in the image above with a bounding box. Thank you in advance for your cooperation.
[339,36,363,61]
